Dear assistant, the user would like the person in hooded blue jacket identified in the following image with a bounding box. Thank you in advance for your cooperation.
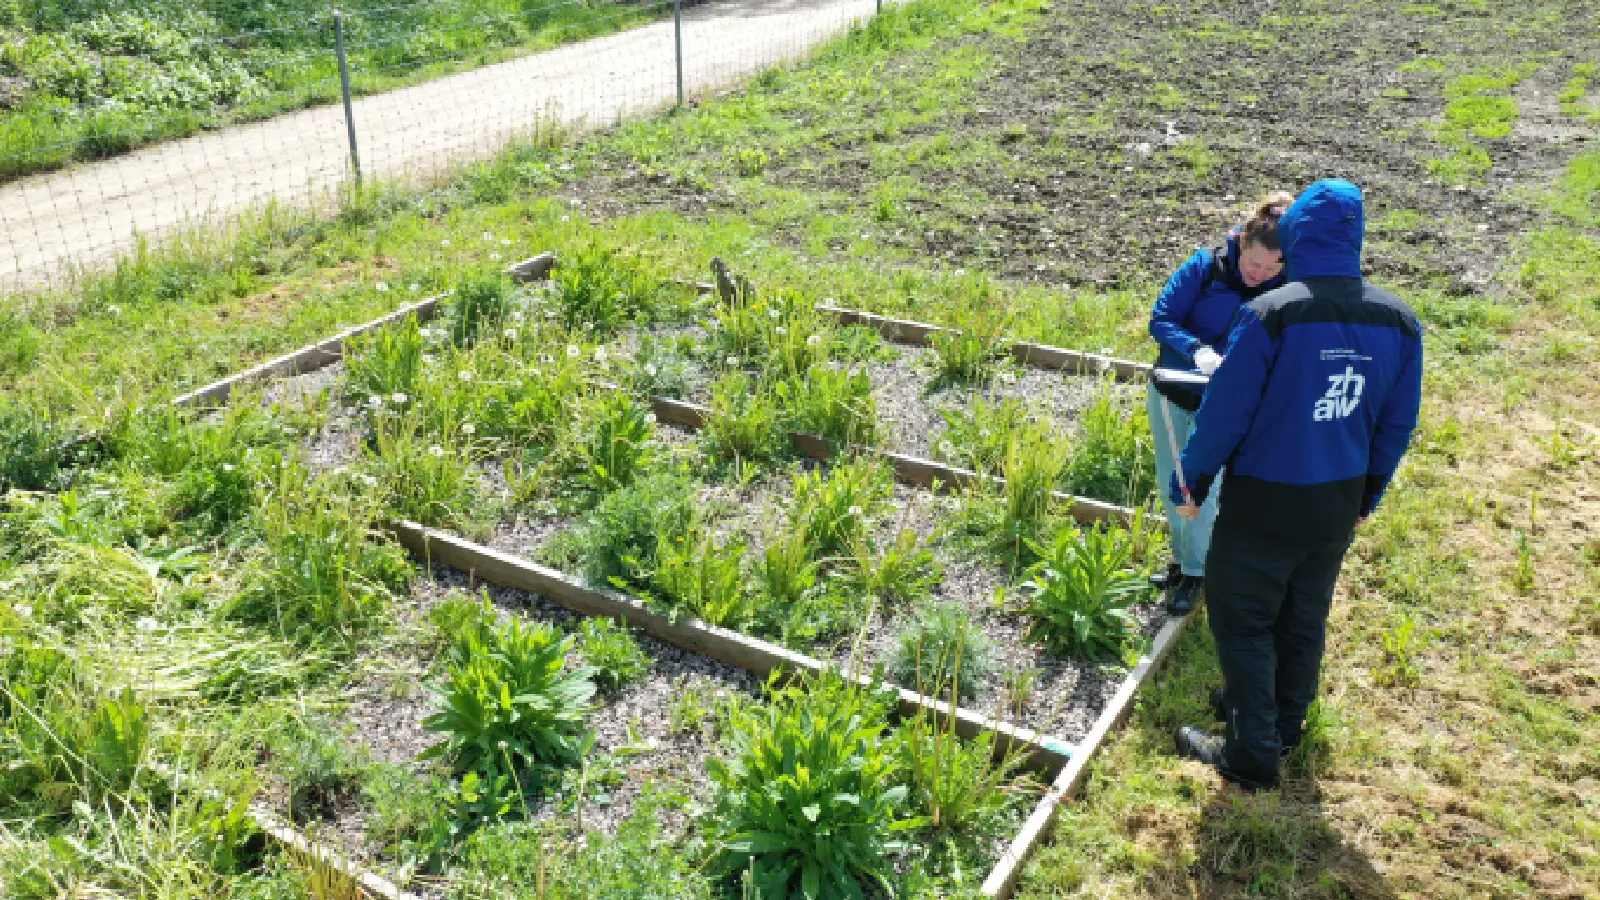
[1170,178,1424,791]
[1148,191,1295,615]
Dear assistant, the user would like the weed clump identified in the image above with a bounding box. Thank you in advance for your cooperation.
[890,601,992,699]
[1019,524,1145,660]
[575,617,650,693]
[579,471,696,590]
[707,671,911,900]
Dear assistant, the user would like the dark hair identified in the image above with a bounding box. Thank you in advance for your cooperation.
[1239,191,1295,252]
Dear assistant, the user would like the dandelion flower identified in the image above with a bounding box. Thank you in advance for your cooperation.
[768,309,781,319]
[501,238,512,246]
[221,463,235,472]
[567,345,581,358]
[375,281,389,292]
[409,283,421,292]
[1000,372,1017,385]
[594,346,608,361]
[726,356,740,367]
[423,354,437,364]
[561,215,570,223]
[108,304,122,314]
[483,231,494,241]
[938,440,955,456]
[504,328,518,340]
[461,422,476,435]
[441,239,452,247]
[136,617,159,632]
[490,252,503,261]
[429,445,445,457]
[848,506,864,516]
[391,392,408,404]
[807,334,822,347]
[774,326,787,336]
[644,363,658,377]
[644,413,657,424]
[369,395,384,408]
[458,370,474,381]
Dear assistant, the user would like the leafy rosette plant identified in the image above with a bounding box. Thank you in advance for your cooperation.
[708,672,919,900]
[1020,524,1146,659]
[422,618,597,793]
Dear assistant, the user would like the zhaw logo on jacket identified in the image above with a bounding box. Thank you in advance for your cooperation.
[1313,366,1365,421]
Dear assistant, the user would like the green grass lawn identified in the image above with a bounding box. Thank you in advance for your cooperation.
[2,0,1597,896]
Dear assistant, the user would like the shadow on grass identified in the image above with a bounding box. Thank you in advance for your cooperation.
[1107,611,1397,899]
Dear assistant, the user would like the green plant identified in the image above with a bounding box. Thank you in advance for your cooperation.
[447,270,516,347]
[430,590,500,655]
[652,527,753,627]
[703,371,786,463]
[371,411,486,532]
[624,335,691,398]
[753,524,820,614]
[995,420,1072,565]
[1062,380,1154,506]
[362,764,458,872]
[235,463,411,645]
[848,527,943,604]
[579,472,696,590]
[273,719,370,824]
[895,712,1031,836]
[1513,529,1536,594]
[347,313,425,403]
[707,671,914,900]
[578,393,656,495]
[890,602,992,700]
[0,400,65,492]
[550,245,675,336]
[1377,616,1421,688]
[934,396,1028,475]
[422,617,597,794]
[576,617,650,693]
[780,364,881,448]
[1020,524,1145,659]
[792,455,893,560]
[929,300,1011,386]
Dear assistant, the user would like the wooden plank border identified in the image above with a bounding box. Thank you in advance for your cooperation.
[818,304,1152,381]
[979,611,1195,898]
[171,293,449,410]
[388,520,1077,777]
[641,395,1138,526]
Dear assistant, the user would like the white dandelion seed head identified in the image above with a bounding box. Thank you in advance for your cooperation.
[429,445,445,457]
[391,392,408,404]
[503,328,518,339]
[774,326,787,336]
[15,604,31,618]
[482,232,494,241]
[807,334,822,346]
[938,441,955,455]
[490,252,502,261]
[594,346,608,361]
[500,238,511,246]
[1000,372,1017,385]
[108,304,122,314]
[369,395,384,408]
[644,413,657,424]
[848,506,864,517]
[768,309,781,319]
[375,281,389,292]
[458,370,473,381]
[221,463,235,472]
[566,345,581,358]
[461,422,476,435]
[136,616,159,632]
[561,215,570,223]
[422,353,437,364]
[979,428,991,438]
[409,283,421,292]
[644,363,657,376]
[441,239,452,247]
[361,474,379,488]
[726,356,740,367]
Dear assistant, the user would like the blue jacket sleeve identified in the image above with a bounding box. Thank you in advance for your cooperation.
[1180,307,1275,483]
[1148,251,1210,361]
[1361,332,1424,516]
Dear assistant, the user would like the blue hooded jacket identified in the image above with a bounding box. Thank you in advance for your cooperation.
[1176,180,1424,541]
[1149,234,1286,409]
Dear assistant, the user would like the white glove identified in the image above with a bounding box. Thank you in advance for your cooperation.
[1193,346,1223,376]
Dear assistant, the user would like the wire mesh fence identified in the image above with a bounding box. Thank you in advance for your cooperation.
[0,0,889,291]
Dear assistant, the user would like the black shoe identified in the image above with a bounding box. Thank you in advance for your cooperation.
[1166,575,1204,616]
[1174,726,1278,792]
[1148,561,1182,590]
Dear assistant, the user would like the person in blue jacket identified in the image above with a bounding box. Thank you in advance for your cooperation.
[1148,191,1295,615]
[1171,179,1424,791]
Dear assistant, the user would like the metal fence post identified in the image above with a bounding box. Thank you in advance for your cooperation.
[673,0,684,108]
[334,10,362,185]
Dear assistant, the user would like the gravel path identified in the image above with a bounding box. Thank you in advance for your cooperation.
[1,0,893,289]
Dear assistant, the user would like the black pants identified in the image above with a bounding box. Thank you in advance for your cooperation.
[1205,519,1353,785]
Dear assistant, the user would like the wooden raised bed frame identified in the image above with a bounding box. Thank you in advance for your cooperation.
[139,251,1190,899]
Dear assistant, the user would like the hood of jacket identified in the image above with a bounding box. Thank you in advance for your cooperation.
[1279,179,1364,280]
